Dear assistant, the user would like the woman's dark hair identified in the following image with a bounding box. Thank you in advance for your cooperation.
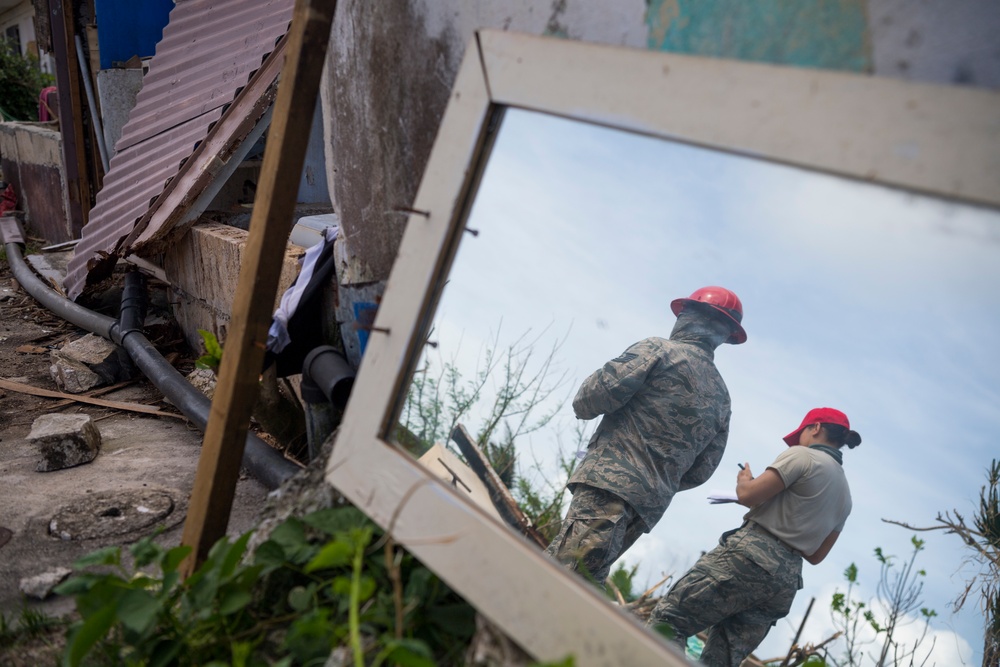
[821,423,862,449]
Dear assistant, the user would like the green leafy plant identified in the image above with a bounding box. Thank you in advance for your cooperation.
[194,329,224,374]
[55,508,480,666]
[0,45,54,121]
[828,537,936,667]
[398,326,584,542]
[797,656,831,667]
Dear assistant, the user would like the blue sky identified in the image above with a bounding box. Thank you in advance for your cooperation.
[418,108,999,665]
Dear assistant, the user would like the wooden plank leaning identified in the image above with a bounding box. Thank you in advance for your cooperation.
[178,0,339,576]
[450,423,549,549]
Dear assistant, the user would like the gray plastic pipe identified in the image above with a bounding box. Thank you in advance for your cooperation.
[74,35,110,172]
[2,218,300,489]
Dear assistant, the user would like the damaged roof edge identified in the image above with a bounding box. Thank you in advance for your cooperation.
[125,39,288,257]
[64,0,295,301]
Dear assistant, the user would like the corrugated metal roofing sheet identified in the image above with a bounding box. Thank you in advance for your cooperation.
[65,0,294,300]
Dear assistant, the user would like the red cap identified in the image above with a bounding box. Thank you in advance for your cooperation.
[783,407,850,447]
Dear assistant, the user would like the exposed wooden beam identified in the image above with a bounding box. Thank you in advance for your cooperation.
[48,0,90,234]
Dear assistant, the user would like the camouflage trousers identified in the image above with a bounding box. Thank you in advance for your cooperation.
[648,522,803,667]
[544,484,647,585]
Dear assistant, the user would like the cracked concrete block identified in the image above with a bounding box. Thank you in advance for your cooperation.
[163,221,302,352]
[49,333,135,393]
[19,567,72,600]
[28,413,102,472]
[49,355,104,393]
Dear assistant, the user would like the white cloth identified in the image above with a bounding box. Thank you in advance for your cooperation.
[266,225,338,355]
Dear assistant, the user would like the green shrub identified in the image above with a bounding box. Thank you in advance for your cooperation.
[55,508,479,666]
[0,45,54,122]
[0,605,66,654]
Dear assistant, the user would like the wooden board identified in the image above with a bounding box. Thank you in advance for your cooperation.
[178,0,339,575]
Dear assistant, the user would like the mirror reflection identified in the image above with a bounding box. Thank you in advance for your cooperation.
[397,108,999,660]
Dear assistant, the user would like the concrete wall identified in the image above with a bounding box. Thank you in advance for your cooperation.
[320,0,1000,291]
[162,221,303,353]
[321,0,648,286]
[95,67,143,156]
[868,0,1000,87]
[0,122,71,242]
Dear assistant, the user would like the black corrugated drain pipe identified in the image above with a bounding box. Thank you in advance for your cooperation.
[1,216,300,489]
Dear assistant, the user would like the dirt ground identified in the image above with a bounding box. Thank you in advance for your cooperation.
[0,246,273,662]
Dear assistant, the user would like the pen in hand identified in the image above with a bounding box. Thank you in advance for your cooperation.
[738,463,745,470]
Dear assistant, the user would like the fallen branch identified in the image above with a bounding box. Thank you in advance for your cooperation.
[624,573,673,622]
[633,573,672,602]
[760,631,842,667]
[607,578,628,606]
[0,376,187,420]
[883,516,999,567]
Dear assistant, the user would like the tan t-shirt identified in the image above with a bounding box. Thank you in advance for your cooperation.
[744,446,852,556]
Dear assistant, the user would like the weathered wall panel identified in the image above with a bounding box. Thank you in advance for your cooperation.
[0,122,71,242]
[645,0,871,71]
[95,68,143,157]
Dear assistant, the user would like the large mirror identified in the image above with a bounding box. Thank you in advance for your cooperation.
[327,30,1000,666]
[414,106,999,663]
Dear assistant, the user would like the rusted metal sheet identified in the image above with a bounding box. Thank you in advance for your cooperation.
[76,114,223,259]
[114,0,294,152]
[126,42,286,255]
[64,0,294,301]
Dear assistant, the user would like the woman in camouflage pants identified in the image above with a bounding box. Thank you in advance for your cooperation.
[648,407,861,666]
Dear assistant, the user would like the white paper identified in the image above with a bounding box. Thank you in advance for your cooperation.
[707,490,739,504]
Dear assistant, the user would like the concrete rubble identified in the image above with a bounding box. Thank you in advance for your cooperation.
[185,367,217,400]
[49,333,135,393]
[19,567,73,600]
[27,413,102,472]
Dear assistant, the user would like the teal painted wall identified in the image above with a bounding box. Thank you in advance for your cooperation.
[646,0,871,72]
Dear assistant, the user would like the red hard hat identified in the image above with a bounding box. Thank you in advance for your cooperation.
[670,286,747,344]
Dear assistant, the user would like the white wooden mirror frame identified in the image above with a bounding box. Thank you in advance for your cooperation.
[325,29,1000,666]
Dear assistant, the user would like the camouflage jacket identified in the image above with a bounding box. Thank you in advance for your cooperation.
[568,333,731,529]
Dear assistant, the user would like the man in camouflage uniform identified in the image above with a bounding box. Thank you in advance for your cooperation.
[545,286,747,585]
